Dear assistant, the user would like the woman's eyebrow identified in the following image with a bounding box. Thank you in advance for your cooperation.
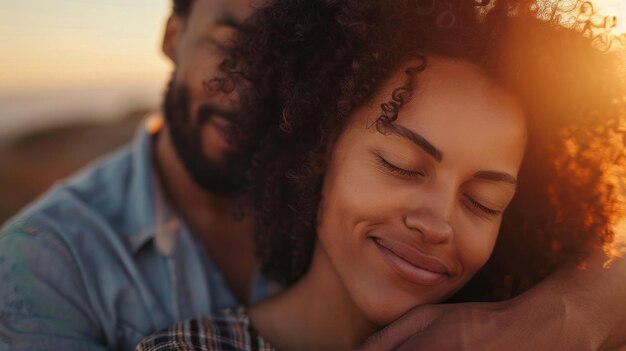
[385,123,443,162]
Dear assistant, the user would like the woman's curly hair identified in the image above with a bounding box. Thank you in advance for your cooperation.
[215,0,626,301]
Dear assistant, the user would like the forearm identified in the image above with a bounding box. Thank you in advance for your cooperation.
[357,243,626,351]
[537,247,626,350]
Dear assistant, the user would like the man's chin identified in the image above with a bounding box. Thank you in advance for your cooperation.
[187,155,247,197]
[190,173,244,197]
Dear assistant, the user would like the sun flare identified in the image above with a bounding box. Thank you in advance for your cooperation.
[597,0,626,33]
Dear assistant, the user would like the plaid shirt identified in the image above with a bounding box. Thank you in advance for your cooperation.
[136,308,275,351]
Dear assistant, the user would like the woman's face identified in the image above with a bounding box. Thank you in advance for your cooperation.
[316,58,527,325]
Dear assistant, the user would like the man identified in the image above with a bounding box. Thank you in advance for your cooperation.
[0,1,270,350]
[1,1,625,351]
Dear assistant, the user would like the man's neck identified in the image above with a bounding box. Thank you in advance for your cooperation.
[249,243,378,351]
[153,125,258,304]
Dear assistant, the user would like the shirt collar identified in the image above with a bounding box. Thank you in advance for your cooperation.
[125,114,183,257]
[151,167,182,256]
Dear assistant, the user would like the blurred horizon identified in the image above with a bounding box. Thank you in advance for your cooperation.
[0,0,171,89]
[0,82,164,142]
[0,0,171,140]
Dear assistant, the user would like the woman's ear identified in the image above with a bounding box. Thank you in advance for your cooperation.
[162,14,183,63]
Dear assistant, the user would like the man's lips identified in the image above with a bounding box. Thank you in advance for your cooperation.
[206,116,242,146]
[371,237,452,286]
[197,102,241,140]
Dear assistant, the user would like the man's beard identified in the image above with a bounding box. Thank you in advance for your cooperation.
[162,79,249,197]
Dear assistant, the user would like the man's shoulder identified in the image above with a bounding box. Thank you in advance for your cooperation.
[0,128,178,350]
[1,145,138,245]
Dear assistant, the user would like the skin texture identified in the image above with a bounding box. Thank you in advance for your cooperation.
[317,58,526,326]
[156,0,261,304]
[249,58,527,351]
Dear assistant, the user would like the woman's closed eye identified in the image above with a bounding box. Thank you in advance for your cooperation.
[376,155,425,178]
[462,194,501,217]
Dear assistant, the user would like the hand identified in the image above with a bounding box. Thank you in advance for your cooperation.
[357,289,604,351]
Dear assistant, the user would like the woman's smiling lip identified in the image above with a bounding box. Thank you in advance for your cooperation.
[371,237,452,286]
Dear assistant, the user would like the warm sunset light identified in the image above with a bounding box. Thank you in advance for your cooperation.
[596,0,626,259]
[0,1,172,138]
[0,0,624,138]
[2,0,621,94]
[2,2,626,349]
[597,0,626,33]
[0,0,171,91]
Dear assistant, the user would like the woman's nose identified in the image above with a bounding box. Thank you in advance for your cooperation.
[404,204,453,245]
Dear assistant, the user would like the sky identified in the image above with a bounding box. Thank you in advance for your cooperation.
[0,0,172,139]
[0,0,171,91]
[0,0,624,139]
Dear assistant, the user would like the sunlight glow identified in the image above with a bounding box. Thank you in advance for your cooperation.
[604,219,626,267]
[0,0,623,92]
[597,0,626,33]
[0,1,171,91]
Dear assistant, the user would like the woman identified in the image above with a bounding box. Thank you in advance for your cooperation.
[138,0,625,349]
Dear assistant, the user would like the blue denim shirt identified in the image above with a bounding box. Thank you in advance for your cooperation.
[0,120,276,351]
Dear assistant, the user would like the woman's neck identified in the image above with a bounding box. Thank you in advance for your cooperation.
[249,243,378,351]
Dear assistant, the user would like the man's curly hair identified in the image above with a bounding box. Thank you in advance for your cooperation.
[216,0,626,301]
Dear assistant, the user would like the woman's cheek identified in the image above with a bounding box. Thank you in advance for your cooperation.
[455,222,500,274]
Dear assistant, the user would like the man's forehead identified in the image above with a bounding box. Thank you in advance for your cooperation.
[188,0,257,24]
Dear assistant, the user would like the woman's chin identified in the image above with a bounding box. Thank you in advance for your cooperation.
[357,292,437,327]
